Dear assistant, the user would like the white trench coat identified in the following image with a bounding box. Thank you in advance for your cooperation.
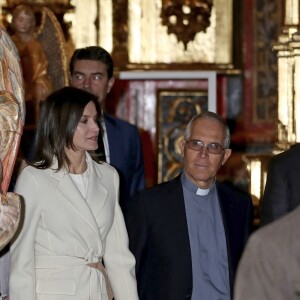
[9,154,139,300]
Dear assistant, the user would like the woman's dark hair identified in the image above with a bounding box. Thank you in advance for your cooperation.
[29,86,101,170]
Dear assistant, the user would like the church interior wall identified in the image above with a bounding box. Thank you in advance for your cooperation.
[0,0,286,221]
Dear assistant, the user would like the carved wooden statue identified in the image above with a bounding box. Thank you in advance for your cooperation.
[0,25,25,251]
[10,4,69,126]
[9,4,69,159]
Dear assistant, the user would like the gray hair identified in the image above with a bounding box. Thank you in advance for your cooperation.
[184,111,231,148]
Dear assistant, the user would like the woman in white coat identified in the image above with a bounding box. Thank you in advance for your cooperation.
[9,86,139,299]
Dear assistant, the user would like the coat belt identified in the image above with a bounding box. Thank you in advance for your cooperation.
[35,255,113,300]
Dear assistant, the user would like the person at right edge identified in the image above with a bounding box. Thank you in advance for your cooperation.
[125,111,254,300]
[69,46,145,213]
[260,144,300,226]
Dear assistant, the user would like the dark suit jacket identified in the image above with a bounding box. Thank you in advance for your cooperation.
[125,176,253,300]
[260,144,300,226]
[103,113,145,212]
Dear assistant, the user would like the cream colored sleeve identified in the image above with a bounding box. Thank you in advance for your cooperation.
[103,170,139,300]
[9,168,41,300]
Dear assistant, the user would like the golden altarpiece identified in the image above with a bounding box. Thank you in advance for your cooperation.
[0,0,238,181]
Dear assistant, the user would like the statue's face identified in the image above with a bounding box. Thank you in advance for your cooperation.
[13,11,33,34]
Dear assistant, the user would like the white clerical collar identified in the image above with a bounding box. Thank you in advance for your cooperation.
[196,178,216,196]
[196,187,210,196]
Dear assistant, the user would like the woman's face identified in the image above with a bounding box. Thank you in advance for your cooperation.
[13,11,33,34]
[72,101,100,152]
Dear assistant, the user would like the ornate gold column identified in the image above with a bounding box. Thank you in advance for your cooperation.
[273,0,300,150]
[290,30,300,141]
[285,0,299,25]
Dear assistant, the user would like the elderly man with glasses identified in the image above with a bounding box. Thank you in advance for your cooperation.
[125,111,254,300]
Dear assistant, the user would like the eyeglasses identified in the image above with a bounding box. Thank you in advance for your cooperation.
[185,139,225,154]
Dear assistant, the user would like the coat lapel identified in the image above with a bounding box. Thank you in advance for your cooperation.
[216,181,242,297]
[85,158,109,217]
[49,160,101,236]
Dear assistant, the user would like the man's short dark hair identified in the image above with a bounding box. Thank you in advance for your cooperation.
[69,46,114,79]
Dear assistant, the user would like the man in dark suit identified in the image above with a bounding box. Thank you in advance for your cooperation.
[260,144,300,226]
[125,111,254,300]
[70,46,145,212]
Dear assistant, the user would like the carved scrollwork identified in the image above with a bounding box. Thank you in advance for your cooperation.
[160,0,213,50]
